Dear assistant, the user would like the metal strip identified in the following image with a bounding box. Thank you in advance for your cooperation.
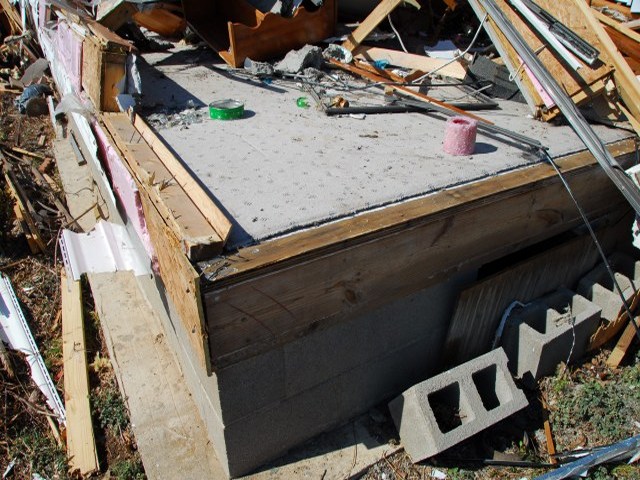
[475,0,640,215]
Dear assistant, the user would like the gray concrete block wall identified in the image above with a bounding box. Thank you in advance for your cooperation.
[388,348,528,463]
[138,268,475,477]
[577,253,640,322]
[502,288,601,381]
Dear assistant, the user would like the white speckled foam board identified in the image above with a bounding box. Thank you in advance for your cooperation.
[139,47,632,249]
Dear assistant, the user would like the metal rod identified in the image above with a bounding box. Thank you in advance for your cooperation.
[395,96,545,150]
[476,0,640,215]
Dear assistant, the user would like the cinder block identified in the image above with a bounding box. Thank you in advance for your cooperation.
[388,348,527,463]
[577,253,640,322]
[502,288,601,381]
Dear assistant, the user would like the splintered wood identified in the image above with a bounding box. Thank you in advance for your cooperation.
[61,268,99,476]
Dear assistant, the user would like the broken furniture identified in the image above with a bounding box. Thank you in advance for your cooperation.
[181,0,337,67]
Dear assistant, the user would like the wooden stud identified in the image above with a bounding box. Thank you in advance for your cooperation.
[328,58,492,123]
[353,46,468,80]
[607,316,640,367]
[131,113,232,243]
[575,1,640,132]
[342,0,420,52]
[61,268,100,476]
[101,112,224,260]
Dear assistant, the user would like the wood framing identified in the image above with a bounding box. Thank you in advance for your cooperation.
[353,46,467,80]
[102,112,227,260]
[100,113,213,371]
[81,23,134,112]
[201,138,636,370]
[131,113,232,243]
[576,0,640,132]
[61,268,99,476]
[342,0,420,52]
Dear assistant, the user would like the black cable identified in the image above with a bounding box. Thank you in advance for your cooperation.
[542,149,640,345]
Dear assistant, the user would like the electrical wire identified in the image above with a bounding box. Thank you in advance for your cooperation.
[543,149,640,345]
[387,13,408,53]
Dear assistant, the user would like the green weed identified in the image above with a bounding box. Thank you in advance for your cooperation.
[92,386,129,433]
[110,458,146,479]
[9,428,68,479]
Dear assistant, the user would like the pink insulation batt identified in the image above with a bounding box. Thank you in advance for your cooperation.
[443,116,478,156]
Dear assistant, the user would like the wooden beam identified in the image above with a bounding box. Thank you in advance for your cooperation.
[61,268,99,476]
[101,112,224,260]
[353,45,468,80]
[576,1,640,132]
[607,316,640,367]
[621,18,640,29]
[202,138,636,369]
[132,113,232,244]
[342,0,420,52]
[594,9,640,43]
[99,114,212,371]
[328,59,492,123]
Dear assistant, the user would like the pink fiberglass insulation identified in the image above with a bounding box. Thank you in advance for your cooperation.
[54,22,83,94]
[443,116,478,156]
[92,121,158,272]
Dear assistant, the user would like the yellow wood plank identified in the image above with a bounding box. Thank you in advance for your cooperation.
[354,46,467,80]
[101,112,223,260]
[61,268,99,476]
[575,0,640,129]
[342,0,419,51]
[607,316,640,367]
[132,113,232,243]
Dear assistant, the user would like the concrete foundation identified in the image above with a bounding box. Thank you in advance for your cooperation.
[577,253,640,322]
[502,288,602,381]
[388,348,527,462]
[138,263,475,477]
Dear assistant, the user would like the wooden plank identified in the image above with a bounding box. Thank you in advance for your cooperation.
[622,18,640,29]
[607,316,640,367]
[132,113,232,243]
[328,59,492,123]
[595,8,640,43]
[61,268,99,476]
[353,45,467,80]
[590,290,640,350]
[442,234,613,368]
[102,112,223,260]
[469,0,614,119]
[342,0,419,52]
[99,114,211,371]
[590,0,639,19]
[202,139,635,369]
[96,0,138,31]
[132,8,186,38]
[575,0,640,132]
[139,192,211,372]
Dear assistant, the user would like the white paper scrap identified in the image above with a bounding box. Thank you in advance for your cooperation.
[0,274,66,424]
[60,220,151,281]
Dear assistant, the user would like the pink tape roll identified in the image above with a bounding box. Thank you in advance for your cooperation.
[443,116,478,156]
